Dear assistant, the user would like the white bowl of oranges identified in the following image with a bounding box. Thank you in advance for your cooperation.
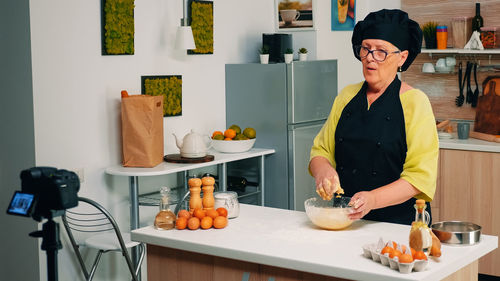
[211,125,256,153]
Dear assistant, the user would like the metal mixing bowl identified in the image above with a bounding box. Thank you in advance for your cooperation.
[431,221,481,245]
[304,197,353,230]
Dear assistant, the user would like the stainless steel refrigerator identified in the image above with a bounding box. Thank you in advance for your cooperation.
[225,60,338,211]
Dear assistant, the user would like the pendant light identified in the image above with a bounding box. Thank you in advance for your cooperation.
[175,0,196,50]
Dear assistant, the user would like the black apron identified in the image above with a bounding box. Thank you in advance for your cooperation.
[334,77,430,225]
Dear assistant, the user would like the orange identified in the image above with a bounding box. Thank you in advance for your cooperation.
[177,209,191,219]
[224,137,232,141]
[206,209,219,219]
[399,253,414,263]
[212,131,223,138]
[121,90,129,98]
[176,217,187,230]
[213,216,228,229]
[200,216,213,229]
[216,207,228,217]
[389,249,402,259]
[187,217,200,230]
[193,208,206,220]
[413,250,427,260]
[381,246,394,256]
[224,129,236,139]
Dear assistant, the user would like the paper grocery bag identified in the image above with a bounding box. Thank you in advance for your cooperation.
[121,95,164,167]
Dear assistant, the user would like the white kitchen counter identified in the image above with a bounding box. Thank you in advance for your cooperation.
[131,204,497,281]
[439,137,500,153]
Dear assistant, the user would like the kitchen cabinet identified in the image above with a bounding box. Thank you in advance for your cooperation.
[147,246,346,281]
[432,148,500,276]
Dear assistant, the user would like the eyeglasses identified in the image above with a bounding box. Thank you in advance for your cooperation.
[355,45,401,62]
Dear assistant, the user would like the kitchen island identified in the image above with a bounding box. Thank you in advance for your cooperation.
[131,204,497,281]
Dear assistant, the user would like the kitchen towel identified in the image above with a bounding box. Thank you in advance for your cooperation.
[121,95,164,167]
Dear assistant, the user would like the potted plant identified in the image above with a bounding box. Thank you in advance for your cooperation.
[259,45,270,64]
[298,48,308,61]
[422,22,438,49]
[284,48,294,64]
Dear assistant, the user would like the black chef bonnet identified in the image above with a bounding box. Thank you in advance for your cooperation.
[351,9,422,71]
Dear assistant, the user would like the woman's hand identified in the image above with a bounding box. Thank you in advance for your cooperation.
[309,157,340,200]
[348,191,376,220]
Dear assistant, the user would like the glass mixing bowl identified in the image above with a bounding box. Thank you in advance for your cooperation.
[304,197,353,230]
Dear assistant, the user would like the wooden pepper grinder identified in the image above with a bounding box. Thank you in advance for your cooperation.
[188,178,202,214]
[202,176,215,210]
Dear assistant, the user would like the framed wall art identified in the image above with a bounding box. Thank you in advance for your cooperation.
[331,0,356,31]
[101,0,135,55]
[275,0,315,31]
[141,75,182,117]
[188,0,213,55]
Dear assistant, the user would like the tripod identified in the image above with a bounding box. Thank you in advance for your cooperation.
[30,217,62,281]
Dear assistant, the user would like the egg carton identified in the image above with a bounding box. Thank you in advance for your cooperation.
[362,239,428,274]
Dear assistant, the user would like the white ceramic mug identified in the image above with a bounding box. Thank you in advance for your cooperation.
[280,9,300,24]
[436,58,447,68]
[422,62,435,73]
[445,57,456,67]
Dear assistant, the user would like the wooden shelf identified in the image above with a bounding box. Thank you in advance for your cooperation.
[421,48,500,54]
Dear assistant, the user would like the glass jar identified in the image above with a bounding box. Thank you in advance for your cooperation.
[480,27,498,49]
[451,17,472,48]
[214,191,239,218]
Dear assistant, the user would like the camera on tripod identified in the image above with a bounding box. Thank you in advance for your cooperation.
[6,167,80,221]
[6,167,80,281]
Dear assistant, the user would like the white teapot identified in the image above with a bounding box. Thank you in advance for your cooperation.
[173,130,212,158]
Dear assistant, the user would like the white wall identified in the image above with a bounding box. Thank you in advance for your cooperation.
[6,0,399,280]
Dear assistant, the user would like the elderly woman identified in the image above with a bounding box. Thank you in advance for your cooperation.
[309,9,438,225]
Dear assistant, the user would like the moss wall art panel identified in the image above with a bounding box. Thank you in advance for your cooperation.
[141,76,182,117]
[101,0,135,55]
[188,0,213,55]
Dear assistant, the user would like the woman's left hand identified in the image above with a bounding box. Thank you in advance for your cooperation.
[348,191,376,220]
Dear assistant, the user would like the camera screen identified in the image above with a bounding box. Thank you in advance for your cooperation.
[7,191,35,217]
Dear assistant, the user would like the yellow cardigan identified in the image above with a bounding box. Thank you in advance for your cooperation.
[310,82,439,202]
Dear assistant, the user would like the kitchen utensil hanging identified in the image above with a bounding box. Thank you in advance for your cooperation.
[455,62,464,107]
[472,63,479,107]
[465,61,473,105]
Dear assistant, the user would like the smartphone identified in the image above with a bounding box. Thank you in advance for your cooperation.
[6,191,36,217]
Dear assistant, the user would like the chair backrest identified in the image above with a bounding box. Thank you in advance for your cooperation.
[61,197,134,280]
[63,197,115,235]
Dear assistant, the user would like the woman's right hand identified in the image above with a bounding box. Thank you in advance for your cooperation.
[309,157,341,200]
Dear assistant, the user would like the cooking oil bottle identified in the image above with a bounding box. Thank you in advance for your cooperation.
[409,199,432,254]
[154,186,176,230]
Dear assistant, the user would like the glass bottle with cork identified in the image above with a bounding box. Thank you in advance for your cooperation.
[472,3,484,32]
[409,199,432,254]
[154,186,176,230]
